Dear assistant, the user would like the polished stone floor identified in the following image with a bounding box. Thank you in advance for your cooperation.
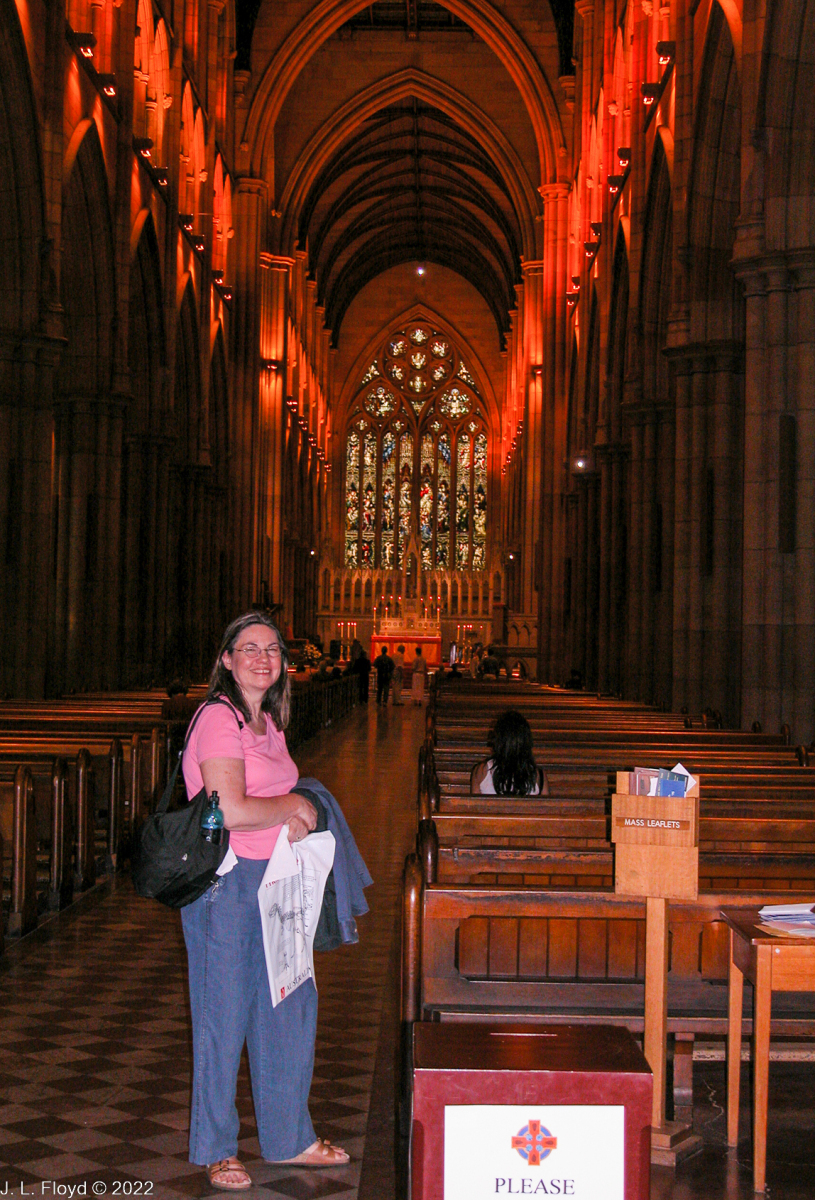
[0,699,814,1199]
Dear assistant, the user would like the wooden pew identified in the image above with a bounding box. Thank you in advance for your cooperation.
[401,864,815,1117]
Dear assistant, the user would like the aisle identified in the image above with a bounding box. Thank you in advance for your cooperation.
[0,700,423,1200]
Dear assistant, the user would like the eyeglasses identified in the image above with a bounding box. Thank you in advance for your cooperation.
[233,644,283,661]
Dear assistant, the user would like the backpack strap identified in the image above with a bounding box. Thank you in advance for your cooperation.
[156,697,244,814]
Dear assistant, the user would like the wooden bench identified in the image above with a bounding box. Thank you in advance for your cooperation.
[401,865,815,1120]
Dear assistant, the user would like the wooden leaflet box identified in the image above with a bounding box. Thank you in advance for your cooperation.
[612,770,700,902]
[611,771,702,1162]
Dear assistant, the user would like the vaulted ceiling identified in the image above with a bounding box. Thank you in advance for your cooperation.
[238,1,574,342]
[300,100,523,340]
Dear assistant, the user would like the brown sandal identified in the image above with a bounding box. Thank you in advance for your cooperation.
[271,1138,350,1168]
[207,1158,252,1190]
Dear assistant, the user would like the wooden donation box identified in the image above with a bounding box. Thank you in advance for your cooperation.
[411,1023,652,1200]
[611,771,702,1164]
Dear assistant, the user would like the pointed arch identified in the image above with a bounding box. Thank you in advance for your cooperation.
[639,138,673,406]
[58,121,116,398]
[209,325,229,487]
[245,0,565,187]
[687,1,742,342]
[0,0,46,337]
[129,210,166,431]
[175,281,202,464]
[337,301,498,433]
[277,68,539,260]
[606,227,630,437]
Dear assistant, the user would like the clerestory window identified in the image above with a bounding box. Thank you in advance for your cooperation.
[345,322,488,570]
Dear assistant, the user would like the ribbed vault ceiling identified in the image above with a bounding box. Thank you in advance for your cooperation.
[300,100,523,341]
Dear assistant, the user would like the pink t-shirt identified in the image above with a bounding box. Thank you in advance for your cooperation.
[182,701,298,859]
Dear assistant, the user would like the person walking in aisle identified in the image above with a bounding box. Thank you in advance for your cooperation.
[374,645,395,705]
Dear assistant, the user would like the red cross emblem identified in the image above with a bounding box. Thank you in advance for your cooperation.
[511,1120,557,1165]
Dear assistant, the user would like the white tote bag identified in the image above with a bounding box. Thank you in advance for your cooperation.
[257,827,336,1007]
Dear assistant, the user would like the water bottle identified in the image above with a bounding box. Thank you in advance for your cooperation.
[200,790,224,844]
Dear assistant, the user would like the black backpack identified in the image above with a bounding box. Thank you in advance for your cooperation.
[131,699,241,908]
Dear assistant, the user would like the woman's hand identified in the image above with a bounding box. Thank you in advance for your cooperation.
[290,793,318,831]
[287,815,312,842]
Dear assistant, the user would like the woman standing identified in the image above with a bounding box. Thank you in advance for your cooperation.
[181,611,349,1189]
[411,645,428,704]
[392,644,405,705]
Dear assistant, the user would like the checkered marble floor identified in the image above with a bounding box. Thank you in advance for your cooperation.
[0,700,423,1200]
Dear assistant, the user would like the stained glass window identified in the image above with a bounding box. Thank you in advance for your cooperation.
[344,324,489,570]
[473,433,487,568]
[399,433,413,566]
[436,433,450,567]
[381,431,396,567]
[365,385,396,417]
[456,434,471,567]
[439,387,471,418]
[457,361,478,391]
[345,432,359,565]
[420,434,434,569]
[361,431,376,566]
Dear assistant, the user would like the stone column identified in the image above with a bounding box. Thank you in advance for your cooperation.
[259,253,292,607]
[736,252,815,741]
[231,178,267,610]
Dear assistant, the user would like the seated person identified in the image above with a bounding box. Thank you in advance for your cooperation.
[470,709,549,796]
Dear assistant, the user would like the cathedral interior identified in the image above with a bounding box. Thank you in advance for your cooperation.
[2,0,815,1197]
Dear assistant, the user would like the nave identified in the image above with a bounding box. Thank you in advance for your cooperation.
[1,701,814,1200]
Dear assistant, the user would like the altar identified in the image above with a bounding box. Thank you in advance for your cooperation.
[371,602,442,667]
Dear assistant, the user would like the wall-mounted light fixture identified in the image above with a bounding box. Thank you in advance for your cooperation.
[193,236,205,254]
[97,74,117,97]
[220,288,233,302]
[584,240,600,262]
[590,222,603,238]
[572,450,595,474]
[153,169,169,188]
[641,83,661,106]
[262,359,282,372]
[212,269,224,283]
[531,364,543,377]
[608,174,626,196]
[180,213,194,233]
[656,41,676,66]
[133,137,153,160]
[73,32,96,58]
[566,290,579,313]
[617,147,631,169]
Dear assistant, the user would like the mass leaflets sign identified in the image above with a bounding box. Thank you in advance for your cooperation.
[443,1104,624,1199]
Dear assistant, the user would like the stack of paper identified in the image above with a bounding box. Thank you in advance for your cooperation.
[630,762,697,797]
[757,903,815,937]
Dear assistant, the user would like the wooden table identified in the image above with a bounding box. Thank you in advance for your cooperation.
[723,908,815,1192]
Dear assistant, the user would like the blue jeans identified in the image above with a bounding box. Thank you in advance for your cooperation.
[181,856,318,1164]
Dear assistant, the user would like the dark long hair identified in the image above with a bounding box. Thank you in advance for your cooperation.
[206,611,291,729]
[488,709,538,796]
